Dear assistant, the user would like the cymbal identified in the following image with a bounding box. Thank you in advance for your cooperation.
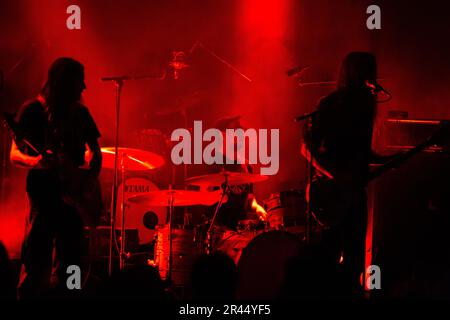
[101,147,165,171]
[185,171,268,187]
[128,189,221,206]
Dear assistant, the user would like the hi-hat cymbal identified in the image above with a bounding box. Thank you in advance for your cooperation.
[101,147,165,171]
[185,171,268,187]
[128,189,221,206]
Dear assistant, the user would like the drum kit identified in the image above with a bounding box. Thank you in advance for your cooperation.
[99,144,313,288]
[96,48,314,292]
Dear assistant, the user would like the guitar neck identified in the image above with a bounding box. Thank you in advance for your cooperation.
[20,138,41,155]
[3,112,49,157]
[369,121,450,181]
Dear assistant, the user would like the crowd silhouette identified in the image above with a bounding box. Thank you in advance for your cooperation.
[0,239,360,301]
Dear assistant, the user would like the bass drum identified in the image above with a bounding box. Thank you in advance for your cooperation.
[214,231,257,265]
[116,177,167,245]
[235,230,302,300]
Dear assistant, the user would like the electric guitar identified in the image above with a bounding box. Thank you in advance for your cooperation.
[3,112,102,227]
[310,120,450,228]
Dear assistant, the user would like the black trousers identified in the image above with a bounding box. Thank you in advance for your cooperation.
[17,170,83,299]
[320,180,368,296]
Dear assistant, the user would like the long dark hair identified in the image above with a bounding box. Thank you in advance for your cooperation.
[337,52,377,89]
[40,57,85,116]
[336,52,378,132]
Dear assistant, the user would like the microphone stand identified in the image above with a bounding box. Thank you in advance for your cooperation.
[193,41,252,83]
[167,186,174,285]
[0,121,7,204]
[295,110,320,245]
[101,73,164,276]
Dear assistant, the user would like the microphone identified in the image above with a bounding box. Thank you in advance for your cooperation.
[294,110,320,122]
[286,65,310,77]
[169,51,189,80]
[375,83,391,96]
[365,80,391,97]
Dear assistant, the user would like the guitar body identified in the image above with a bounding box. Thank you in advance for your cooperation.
[309,121,450,229]
[3,111,103,227]
[309,176,350,228]
[59,166,103,227]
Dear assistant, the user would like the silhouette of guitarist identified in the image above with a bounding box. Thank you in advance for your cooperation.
[10,57,102,299]
[301,52,381,295]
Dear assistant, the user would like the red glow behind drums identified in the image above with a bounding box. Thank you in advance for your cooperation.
[127,128,170,160]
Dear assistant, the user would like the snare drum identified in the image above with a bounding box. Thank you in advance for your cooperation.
[237,219,262,232]
[214,231,256,265]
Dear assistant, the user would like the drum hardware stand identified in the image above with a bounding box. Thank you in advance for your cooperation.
[181,108,191,228]
[119,152,128,270]
[206,174,230,254]
[167,185,175,284]
[101,73,164,276]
